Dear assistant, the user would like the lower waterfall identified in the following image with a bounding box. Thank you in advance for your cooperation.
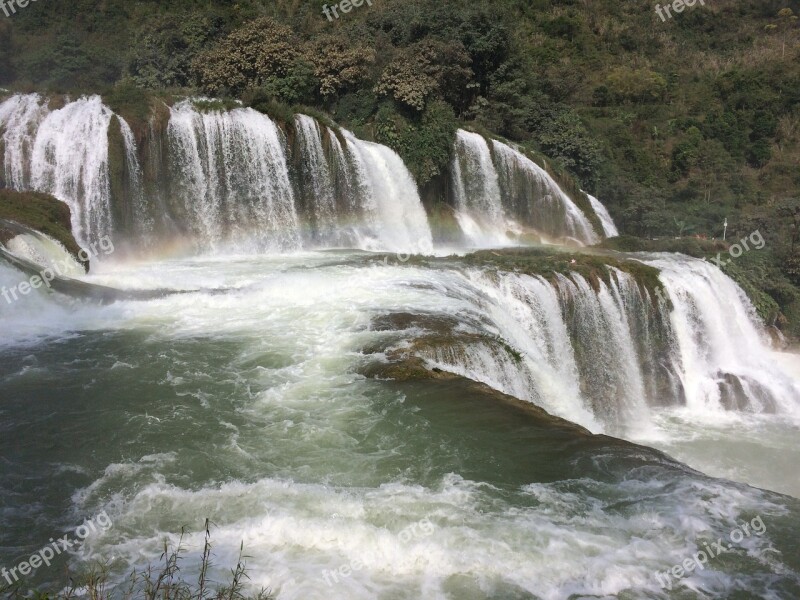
[410,254,799,437]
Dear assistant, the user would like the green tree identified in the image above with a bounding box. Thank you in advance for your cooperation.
[537,112,602,186]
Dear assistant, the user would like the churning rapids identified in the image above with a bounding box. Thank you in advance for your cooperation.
[1,94,800,599]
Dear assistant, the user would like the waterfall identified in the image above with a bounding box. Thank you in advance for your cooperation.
[342,131,433,254]
[0,94,435,255]
[167,100,301,252]
[0,94,49,189]
[585,191,619,237]
[491,140,599,245]
[413,255,799,435]
[442,269,602,431]
[118,116,154,245]
[449,130,603,247]
[0,94,113,250]
[422,268,652,435]
[164,103,433,253]
[294,114,339,245]
[450,130,513,247]
[646,254,800,415]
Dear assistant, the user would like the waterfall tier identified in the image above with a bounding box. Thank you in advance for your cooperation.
[450,129,609,246]
[0,95,617,255]
[0,95,434,254]
[383,252,799,436]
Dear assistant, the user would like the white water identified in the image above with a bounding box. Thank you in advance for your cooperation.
[342,131,433,254]
[167,100,301,252]
[294,115,338,245]
[399,253,800,451]
[449,130,603,246]
[646,253,800,416]
[164,103,433,254]
[0,94,113,249]
[0,93,49,188]
[585,191,619,237]
[418,268,652,436]
[118,115,153,245]
[0,94,441,255]
[451,130,513,247]
[5,232,84,277]
[491,140,599,245]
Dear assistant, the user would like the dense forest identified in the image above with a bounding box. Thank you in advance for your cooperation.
[1,0,800,333]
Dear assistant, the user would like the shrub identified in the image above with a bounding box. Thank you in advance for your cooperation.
[605,67,667,104]
[193,18,299,96]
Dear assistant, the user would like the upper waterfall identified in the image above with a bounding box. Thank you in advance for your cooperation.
[342,131,433,254]
[585,191,619,237]
[451,130,513,247]
[166,100,301,252]
[0,94,625,257]
[449,129,610,246]
[0,94,434,255]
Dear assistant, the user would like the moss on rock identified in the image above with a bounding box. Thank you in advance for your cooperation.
[0,189,83,260]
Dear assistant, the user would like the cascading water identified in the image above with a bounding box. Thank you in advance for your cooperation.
[491,140,599,245]
[417,267,655,435]
[2,251,799,598]
[0,94,792,434]
[585,191,619,237]
[3,230,84,277]
[292,116,434,253]
[0,94,49,189]
[449,129,605,246]
[0,94,437,255]
[450,130,513,246]
[0,94,113,250]
[411,255,799,437]
[342,131,433,254]
[294,114,339,245]
[166,100,301,252]
[645,253,800,415]
[117,115,155,247]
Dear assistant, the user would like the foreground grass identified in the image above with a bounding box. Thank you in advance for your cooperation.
[0,522,273,600]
